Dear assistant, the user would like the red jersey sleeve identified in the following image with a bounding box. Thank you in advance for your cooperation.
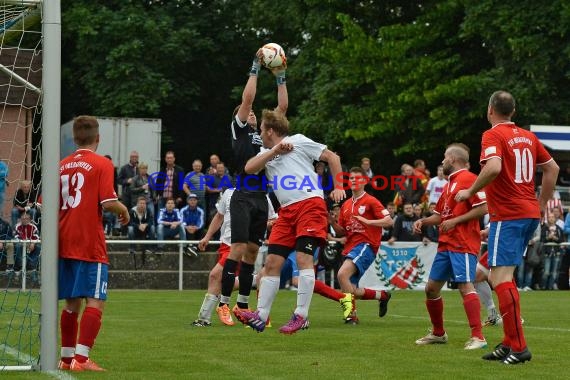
[480,129,502,163]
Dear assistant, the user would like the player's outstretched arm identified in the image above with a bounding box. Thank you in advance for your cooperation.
[244,142,293,174]
[272,66,288,115]
[236,52,262,122]
[102,200,130,225]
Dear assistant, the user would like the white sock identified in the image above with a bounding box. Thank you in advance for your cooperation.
[219,295,231,305]
[475,281,495,310]
[294,269,315,319]
[257,276,280,322]
[236,294,249,305]
[198,293,219,321]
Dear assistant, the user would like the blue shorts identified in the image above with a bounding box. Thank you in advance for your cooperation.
[58,258,109,300]
[344,243,376,285]
[488,219,539,267]
[429,251,477,283]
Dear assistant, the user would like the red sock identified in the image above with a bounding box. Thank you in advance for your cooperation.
[60,310,78,364]
[426,297,445,336]
[495,281,526,351]
[74,307,103,363]
[462,292,484,340]
[362,288,389,301]
[313,280,344,301]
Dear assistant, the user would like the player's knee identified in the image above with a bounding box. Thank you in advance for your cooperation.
[295,236,323,256]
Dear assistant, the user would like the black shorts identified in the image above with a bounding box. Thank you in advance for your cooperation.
[230,190,268,246]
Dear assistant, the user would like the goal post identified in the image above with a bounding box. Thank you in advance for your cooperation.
[40,0,60,372]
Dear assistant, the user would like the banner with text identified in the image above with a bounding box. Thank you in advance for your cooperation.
[359,242,438,290]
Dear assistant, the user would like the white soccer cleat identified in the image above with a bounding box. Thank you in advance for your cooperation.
[464,337,488,350]
[415,331,448,345]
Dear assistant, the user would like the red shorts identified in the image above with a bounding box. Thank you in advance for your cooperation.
[268,197,328,249]
[216,243,231,267]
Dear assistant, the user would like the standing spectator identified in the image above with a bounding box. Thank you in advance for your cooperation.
[157,151,185,209]
[388,202,423,243]
[551,207,565,230]
[117,151,139,209]
[102,155,119,236]
[455,90,559,364]
[360,157,373,179]
[156,198,185,254]
[395,164,424,208]
[206,162,231,221]
[426,165,448,205]
[11,180,37,227]
[181,194,205,242]
[413,143,488,350]
[543,195,563,223]
[206,154,229,176]
[103,155,118,193]
[315,161,332,200]
[129,162,155,223]
[128,197,156,255]
[540,214,564,290]
[14,212,41,274]
[516,223,541,291]
[58,115,130,371]
[0,216,15,272]
[0,159,8,217]
[183,159,207,212]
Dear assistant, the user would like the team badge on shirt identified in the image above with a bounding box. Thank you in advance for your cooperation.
[358,205,366,215]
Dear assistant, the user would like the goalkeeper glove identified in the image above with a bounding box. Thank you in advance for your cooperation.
[249,57,261,76]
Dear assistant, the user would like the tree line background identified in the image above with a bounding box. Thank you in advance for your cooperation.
[61,0,570,195]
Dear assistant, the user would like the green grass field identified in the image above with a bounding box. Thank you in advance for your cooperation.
[2,289,570,379]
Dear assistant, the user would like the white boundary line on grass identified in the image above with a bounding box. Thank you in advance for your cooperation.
[389,314,570,333]
[0,344,76,379]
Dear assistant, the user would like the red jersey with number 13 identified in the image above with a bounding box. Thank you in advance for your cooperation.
[480,122,552,221]
[59,149,118,263]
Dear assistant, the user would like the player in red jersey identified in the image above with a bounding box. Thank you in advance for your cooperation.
[455,91,559,364]
[413,143,489,350]
[328,167,393,323]
[58,116,130,372]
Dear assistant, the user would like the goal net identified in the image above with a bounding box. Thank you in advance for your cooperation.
[0,0,43,371]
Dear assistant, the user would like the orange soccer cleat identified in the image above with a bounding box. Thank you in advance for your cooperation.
[216,304,235,326]
[70,358,106,372]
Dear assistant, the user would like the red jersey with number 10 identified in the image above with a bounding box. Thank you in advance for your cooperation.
[480,122,552,221]
[59,149,118,263]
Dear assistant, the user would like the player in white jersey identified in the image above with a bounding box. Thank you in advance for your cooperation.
[192,189,276,326]
[239,109,346,334]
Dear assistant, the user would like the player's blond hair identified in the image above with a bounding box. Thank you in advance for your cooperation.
[261,109,289,137]
[73,115,99,147]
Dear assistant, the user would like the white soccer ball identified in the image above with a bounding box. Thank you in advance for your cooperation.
[260,43,286,69]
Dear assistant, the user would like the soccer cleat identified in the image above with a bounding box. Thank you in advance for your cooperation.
[464,337,488,350]
[192,319,212,327]
[415,331,448,345]
[345,314,359,325]
[279,313,310,335]
[57,360,71,370]
[232,304,252,324]
[70,359,106,372]
[240,310,267,332]
[482,315,503,327]
[216,304,235,326]
[339,293,354,320]
[482,343,511,361]
[378,292,392,318]
[502,348,532,365]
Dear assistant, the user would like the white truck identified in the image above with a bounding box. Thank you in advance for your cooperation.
[60,117,162,174]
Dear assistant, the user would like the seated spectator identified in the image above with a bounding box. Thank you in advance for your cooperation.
[0,217,15,272]
[11,180,37,227]
[181,194,205,242]
[388,202,423,244]
[206,154,229,176]
[102,210,117,237]
[129,162,155,223]
[128,197,156,255]
[14,212,40,274]
[156,198,185,254]
[540,214,564,290]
